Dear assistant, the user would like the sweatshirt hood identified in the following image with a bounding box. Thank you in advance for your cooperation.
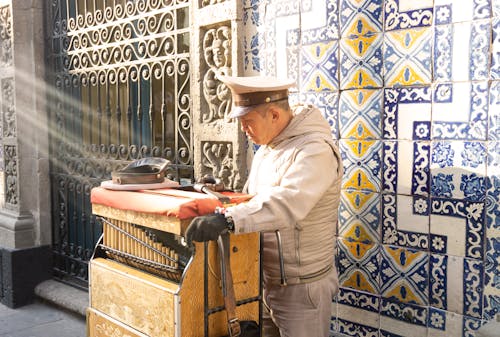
[269,104,333,148]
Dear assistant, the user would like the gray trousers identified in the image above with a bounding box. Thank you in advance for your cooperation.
[261,269,338,337]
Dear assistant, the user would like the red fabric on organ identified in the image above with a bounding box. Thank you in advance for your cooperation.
[90,187,252,220]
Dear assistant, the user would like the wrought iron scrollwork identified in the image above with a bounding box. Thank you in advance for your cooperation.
[47,0,193,287]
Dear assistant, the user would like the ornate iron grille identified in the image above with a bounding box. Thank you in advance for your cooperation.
[45,0,193,288]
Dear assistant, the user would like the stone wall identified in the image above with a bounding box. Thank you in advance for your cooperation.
[0,0,51,307]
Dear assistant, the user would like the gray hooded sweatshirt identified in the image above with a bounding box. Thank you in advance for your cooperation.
[226,104,343,285]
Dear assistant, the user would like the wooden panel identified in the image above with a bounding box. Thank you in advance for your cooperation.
[179,233,260,336]
[87,308,149,337]
[89,226,260,336]
[90,258,179,337]
[92,204,190,235]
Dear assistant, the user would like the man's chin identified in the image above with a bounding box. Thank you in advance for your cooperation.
[247,137,259,144]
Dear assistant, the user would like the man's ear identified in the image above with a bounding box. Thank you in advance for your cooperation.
[269,107,280,122]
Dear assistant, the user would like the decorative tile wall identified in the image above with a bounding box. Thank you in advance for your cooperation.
[242,0,499,336]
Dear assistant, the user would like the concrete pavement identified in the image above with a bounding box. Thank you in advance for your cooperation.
[0,299,86,337]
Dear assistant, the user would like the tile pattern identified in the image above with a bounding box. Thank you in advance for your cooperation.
[340,139,382,192]
[432,82,489,140]
[338,189,381,244]
[384,27,432,86]
[490,81,500,140]
[338,239,380,294]
[301,41,339,92]
[430,140,487,202]
[492,18,500,79]
[433,20,491,82]
[340,89,382,139]
[340,34,383,89]
[340,0,383,38]
[242,0,499,336]
[384,0,433,31]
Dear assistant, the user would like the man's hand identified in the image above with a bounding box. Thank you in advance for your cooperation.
[185,213,231,245]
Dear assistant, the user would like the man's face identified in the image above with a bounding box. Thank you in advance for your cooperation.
[239,108,274,145]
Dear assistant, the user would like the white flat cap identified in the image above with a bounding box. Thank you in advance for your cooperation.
[217,74,296,118]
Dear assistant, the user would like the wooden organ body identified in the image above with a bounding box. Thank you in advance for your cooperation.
[87,187,260,337]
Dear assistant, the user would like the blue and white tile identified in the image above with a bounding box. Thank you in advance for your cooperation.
[460,259,484,319]
[488,141,500,177]
[382,143,431,197]
[340,89,383,140]
[483,165,500,321]
[274,0,300,49]
[243,0,267,9]
[243,33,265,75]
[485,158,500,231]
[300,41,339,92]
[243,4,266,75]
[330,298,339,333]
[430,197,485,259]
[243,52,263,75]
[429,254,484,318]
[287,46,301,81]
[250,0,297,28]
[339,34,383,89]
[336,288,380,337]
[340,0,383,38]
[433,21,491,82]
[495,0,500,17]
[466,20,491,82]
[489,81,500,140]
[340,139,382,193]
[273,0,300,17]
[428,253,482,315]
[485,147,500,231]
[384,0,433,31]
[337,310,380,337]
[383,86,432,141]
[298,91,339,137]
[430,140,487,202]
[379,299,428,337]
[301,0,340,44]
[492,18,500,79]
[243,2,263,41]
[254,3,277,51]
[338,239,380,294]
[462,316,484,337]
[432,82,489,140]
[384,27,432,86]
[259,1,299,76]
[381,194,430,250]
[428,307,447,333]
[434,0,491,24]
[483,234,500,321]
[339,189,381,244]
[380,245,429,306]
[429,253,448,312]
[253,49,276,77]
[427,310,473,337]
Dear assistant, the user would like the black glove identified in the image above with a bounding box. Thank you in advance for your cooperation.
[185,213,231,245]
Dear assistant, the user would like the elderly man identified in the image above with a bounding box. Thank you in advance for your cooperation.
[186,75,343,337]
